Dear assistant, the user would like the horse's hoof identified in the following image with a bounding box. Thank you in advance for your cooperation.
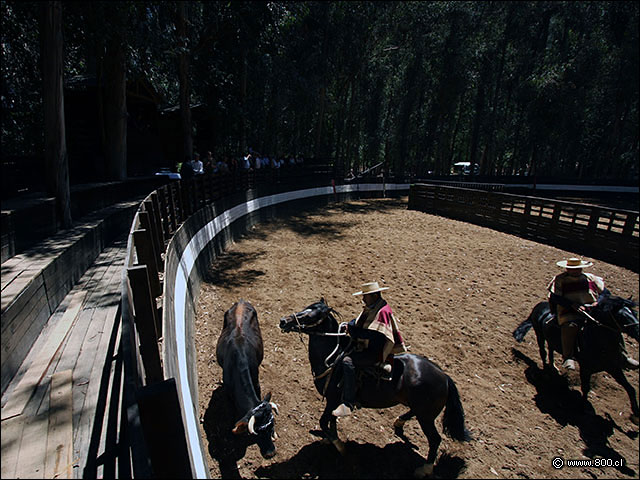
[332,438,346,456]
[414,462,434,478]
[630,414,639,426]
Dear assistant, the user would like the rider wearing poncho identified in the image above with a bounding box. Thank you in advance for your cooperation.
[332,282,406,417]
[548,257,638,371]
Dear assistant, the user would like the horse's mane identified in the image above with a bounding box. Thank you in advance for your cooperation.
[317,299,344,323]
[592,291,638,315]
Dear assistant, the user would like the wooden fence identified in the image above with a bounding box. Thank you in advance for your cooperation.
[117,167,408,477]
[408,183,639,272]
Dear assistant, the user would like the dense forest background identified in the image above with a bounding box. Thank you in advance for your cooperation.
[2,1,639,190]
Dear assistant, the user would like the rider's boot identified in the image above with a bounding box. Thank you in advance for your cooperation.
[561,322,578,371]
[622,354,639,369]
[332,403,353,417]
[620,337,639,369]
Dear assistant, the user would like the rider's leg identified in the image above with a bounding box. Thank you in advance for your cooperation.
[332,355,355,416]
[619,335,639,369]
[332,347,381,417]
[560,321,579,370]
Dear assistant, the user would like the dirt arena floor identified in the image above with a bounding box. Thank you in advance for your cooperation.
[194,196,639,479]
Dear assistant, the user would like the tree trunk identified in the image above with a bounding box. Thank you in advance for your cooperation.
[41,1,72,228]
[104,33,127,180]
[176,2,193,160]
[469,59,489,177]
[393,54,422,176]
[240,48,248,153]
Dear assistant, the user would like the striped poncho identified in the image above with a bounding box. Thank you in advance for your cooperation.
[354,298,407,362]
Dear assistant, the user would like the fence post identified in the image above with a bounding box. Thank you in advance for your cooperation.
[587,207,600,233]
[133,229,162,298]
[157,187,172,240]
[551,203,562,225]
[148,195,166,253]
[139,210,163,273]
[127,265,163,384]
[622,212,638,237]
[167,183,178,232]
[520,197,532,237]
[136,378,193,478]
[181,180,192,218]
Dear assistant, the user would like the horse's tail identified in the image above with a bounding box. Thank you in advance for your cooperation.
[512,317,533,343]
[442,375,472,442]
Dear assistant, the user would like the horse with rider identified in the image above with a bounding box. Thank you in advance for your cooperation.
[514,257,639,423]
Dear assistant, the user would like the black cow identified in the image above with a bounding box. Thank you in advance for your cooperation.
[216,299,278,458]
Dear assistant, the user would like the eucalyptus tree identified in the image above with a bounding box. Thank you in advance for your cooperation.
[41,0,72,227]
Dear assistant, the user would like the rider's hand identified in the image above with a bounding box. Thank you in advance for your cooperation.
[347,319,356,334]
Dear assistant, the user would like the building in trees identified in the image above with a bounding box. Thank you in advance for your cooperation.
[64,74,164,183]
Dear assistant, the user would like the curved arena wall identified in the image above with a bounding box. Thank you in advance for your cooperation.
[159,182,409,477]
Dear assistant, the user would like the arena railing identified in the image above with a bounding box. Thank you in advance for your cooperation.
[119,167,411,477]
[408,183,639,272]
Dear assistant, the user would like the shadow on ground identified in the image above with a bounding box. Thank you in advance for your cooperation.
[203,250,266,288]
[202,385,265,479]
[512,348,637,477]
[254,439,466,479]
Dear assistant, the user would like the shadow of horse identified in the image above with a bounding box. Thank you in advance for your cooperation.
[254,438,466,479]
[202,385,264,479]
[512,347,637,476]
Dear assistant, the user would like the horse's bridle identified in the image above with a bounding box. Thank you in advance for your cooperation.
[289,309,350,397]
[584,306,638,332]
[291,310,349,337]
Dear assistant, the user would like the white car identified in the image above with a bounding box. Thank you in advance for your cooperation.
[155,168,181,180]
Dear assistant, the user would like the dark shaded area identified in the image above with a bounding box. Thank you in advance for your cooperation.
[253,439,466,479]
[202,385,264,479]
[201,197,406,290]
[511,348,637,477]
[203,251,267,288]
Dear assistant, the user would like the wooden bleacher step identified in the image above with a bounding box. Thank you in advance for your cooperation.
[1,291,86,421]
[45,370,74,479]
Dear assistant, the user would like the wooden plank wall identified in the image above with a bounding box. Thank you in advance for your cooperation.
[1,199,141,397]
[408,183,639,272]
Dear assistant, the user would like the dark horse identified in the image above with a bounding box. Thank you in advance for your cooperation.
[513,291,639,425]
[279,299,471,478]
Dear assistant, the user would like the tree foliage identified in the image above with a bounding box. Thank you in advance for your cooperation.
[2,1,638,184]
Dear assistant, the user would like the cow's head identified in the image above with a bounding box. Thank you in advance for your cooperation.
[232,392,279,458]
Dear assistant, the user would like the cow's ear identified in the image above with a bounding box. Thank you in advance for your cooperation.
[320,296,325,304]
[232,421,248,435]
[263,392,272,403]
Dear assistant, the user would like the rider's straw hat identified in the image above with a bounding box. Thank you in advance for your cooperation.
[556,257,593,269]
[352,281,389,296]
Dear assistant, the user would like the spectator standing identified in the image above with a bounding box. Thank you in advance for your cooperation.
[242,153,252,170]
[180,154,195,180]
[217,157,230,175]
[228,155,238,174]
[204,151,215,175]
[193,152,204,175]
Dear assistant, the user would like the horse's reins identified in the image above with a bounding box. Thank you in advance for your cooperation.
[578,307,636,332]
[290,310,349,397]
